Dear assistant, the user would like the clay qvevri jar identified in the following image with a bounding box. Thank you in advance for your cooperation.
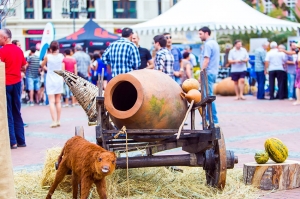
[104,69,188,130]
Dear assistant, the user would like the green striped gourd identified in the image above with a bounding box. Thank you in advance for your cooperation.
[264,138,288,163]
[254,151,269,164]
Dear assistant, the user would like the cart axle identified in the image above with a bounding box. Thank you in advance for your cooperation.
[116,150,237,169]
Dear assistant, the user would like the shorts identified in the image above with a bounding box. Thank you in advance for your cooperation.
[27,77,40,91]
[64,83,73,98]
[231,71,247,81]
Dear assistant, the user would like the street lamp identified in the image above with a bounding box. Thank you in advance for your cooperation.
[61,0,88,33]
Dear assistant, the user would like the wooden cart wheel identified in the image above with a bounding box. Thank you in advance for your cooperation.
[75,126,85,138]
[204,130,227,189]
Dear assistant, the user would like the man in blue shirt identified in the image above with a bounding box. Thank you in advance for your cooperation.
[102,28,140,77]
[163,33,182,84]
[199,26,220,124]
[254,41,269,99]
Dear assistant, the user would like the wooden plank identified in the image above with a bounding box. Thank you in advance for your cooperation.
[243,160,300,190]
[0,62,16,198]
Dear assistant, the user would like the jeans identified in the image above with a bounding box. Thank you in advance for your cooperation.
[64,82,73,98]
[287,73,296,99]
[6,82,25,146]
[206,73,218,124]
[27,77,40,91]
[174,76,181,85]
[256,71,265,99]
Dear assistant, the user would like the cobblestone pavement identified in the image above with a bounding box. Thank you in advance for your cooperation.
[12,95,300,198]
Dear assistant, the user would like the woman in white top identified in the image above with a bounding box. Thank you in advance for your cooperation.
[41,41,65,127]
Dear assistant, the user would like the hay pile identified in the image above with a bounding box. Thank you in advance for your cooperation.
[14,147,261,199]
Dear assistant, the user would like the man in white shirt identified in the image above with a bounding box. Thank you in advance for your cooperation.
[265,41,286,100]
[228,40,249,100]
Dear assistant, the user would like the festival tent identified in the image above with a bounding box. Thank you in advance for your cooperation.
[132,0,300,35]
[58,19,120,52]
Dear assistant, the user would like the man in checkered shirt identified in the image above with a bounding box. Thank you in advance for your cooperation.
[102,28,140,77]
[153,35,175,79]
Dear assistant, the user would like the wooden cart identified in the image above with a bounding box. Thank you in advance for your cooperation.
[76,70,238,190]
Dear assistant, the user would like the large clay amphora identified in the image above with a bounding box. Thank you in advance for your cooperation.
[104,69,188,130]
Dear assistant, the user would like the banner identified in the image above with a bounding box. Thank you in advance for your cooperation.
[39,22,55,61]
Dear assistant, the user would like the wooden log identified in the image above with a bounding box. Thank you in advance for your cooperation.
[243,160,300,190]
[0,62,16,198]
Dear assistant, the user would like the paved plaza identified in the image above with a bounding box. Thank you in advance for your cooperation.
[12,95,300,198]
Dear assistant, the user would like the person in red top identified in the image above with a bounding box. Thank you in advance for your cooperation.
[0,28,27,149]
[62,49,77,107]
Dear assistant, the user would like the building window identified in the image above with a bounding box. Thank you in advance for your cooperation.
[24,0,34,19]
[113,0,137,19]
[42,0,52,19]
[264,0,272,14]
[285,0,296,20]
[70,1,79,19]
[158,0,162,15]
[87,0,95,19]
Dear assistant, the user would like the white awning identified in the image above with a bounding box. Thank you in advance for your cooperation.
[132,0,300,35]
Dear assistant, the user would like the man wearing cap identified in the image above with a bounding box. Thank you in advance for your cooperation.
[102,28,140,77]
[72,44,91,80]
[265,41,286,100]
[254,41,269,99]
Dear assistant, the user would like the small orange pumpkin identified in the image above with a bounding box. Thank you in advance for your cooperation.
[182,78,200,93]
[182,89,201,103]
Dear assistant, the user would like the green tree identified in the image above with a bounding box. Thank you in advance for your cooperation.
[288,6,300,22]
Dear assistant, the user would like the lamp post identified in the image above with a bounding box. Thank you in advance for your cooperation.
[61,0,88,33]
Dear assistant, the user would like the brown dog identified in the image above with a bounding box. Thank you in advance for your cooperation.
[46,136,117,199]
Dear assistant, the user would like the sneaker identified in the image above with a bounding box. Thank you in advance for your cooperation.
[29,101,34,106]
[288,98,294,101]
[56,121,60,127]
[50,122,58,128]
[62,104,69,108]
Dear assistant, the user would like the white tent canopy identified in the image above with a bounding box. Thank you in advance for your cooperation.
[132,0,300,35]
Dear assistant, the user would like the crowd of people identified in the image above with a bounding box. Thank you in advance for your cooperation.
[1,26,219,149]
[222,40,300,105]
[4,24,300,149]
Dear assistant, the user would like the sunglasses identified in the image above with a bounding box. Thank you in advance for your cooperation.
[165,36,172,39]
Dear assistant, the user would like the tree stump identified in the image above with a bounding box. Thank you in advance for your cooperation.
[243,160,300,190]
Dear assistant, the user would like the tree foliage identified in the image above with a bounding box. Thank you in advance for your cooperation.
[0,0,19,22]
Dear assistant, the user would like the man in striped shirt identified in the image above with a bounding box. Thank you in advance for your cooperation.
[153,35,175,79]
[26,46,41,106]
[102,28,140,77]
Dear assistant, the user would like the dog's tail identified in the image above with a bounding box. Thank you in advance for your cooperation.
[57,145,65,168]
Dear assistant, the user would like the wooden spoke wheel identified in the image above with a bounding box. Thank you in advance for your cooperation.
[204,130,227,190]
[75,126,85,138]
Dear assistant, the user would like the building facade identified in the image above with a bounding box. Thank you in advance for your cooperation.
[248,0,300,20]
[5,0,181,51]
